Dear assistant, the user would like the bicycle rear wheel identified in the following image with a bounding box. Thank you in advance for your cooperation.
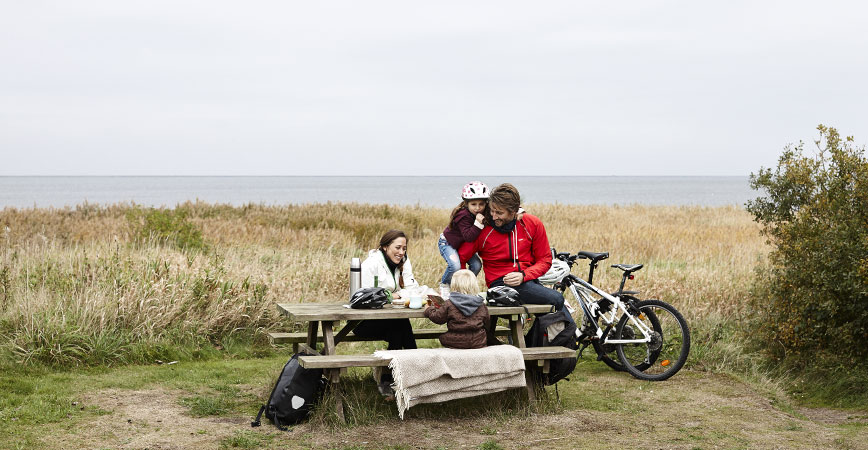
[615,299,690,381]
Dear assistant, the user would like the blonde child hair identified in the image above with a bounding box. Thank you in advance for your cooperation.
[449,269,479,295]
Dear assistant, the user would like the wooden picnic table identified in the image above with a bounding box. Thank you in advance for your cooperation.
[276,302,555,356]
[275,302,570,421]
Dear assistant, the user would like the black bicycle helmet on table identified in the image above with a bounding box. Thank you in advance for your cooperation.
[349,287,389,309]
[486,286,522,307]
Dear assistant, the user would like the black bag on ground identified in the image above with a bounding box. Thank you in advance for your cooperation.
[252,353,325,430]
[525,309,579,385]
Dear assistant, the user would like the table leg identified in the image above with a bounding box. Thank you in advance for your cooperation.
[328,369,345,423]
[306,321,319,349]
[487,316,501,345]
[321,321,336,356]
[525,369,538,402]
[509,315,526,348]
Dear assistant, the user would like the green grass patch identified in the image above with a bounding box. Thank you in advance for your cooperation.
[478,440,505,450]
[783,361,868,410]
[554,359,634,412]
[179,394,232,417]
[218,429,275,449]
[127,207,207,252]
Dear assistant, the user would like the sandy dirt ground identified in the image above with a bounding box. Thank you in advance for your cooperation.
[41,371,867,450]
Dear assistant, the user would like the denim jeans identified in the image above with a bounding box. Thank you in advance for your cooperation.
[438,236,482,285]
[489,278,577,327]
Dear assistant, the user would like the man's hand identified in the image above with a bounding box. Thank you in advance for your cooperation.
[503,272,524,286]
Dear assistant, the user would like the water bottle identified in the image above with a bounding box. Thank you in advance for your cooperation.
[350,257,361,296]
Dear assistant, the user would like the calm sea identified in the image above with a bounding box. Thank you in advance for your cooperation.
[0,176,754,209]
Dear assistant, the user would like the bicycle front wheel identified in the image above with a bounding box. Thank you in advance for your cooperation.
[615,299,690,381]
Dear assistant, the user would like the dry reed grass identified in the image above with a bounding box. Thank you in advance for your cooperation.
[0,202,767,366]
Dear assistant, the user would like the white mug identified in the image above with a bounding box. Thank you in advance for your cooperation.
[408,296,423,309]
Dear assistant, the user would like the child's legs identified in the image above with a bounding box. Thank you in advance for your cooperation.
[467,253,482,275]
[438,236,462,285]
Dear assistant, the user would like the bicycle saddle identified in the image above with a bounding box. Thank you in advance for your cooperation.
[577,251,609,262]
[555,251,571,259]
[611,264,643,273]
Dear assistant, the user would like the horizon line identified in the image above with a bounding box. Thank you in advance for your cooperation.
[0,174,752,178]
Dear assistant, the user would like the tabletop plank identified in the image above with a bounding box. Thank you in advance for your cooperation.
[276,303,555,321]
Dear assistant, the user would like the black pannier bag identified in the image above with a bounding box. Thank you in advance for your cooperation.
[525,309,579,385]
[252,353,325,430]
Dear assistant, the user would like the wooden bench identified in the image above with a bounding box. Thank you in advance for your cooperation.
[269,326,512,353]
[299,346,576,420]
[298,346,575,369]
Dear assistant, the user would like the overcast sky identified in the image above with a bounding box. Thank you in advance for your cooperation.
[1,1,866,176]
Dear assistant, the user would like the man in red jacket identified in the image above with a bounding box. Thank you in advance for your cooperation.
[459,183,575,326]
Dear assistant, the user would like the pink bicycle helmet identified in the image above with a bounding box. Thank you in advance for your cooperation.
[461,181,489,200]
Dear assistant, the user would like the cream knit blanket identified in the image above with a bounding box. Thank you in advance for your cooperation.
[373,345,526,419]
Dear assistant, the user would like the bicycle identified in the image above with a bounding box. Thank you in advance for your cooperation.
[542,249,691,381]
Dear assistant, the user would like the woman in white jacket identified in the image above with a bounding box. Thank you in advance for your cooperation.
[354,229,418,350]
[360,232,419,298]
[354,230,418,399]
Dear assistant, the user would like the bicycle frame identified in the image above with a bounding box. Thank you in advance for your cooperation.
[563,274,654,345]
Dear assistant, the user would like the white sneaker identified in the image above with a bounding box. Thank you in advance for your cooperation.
[439,284,450,300]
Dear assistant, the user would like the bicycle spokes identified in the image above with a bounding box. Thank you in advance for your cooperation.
[615,300,690,381]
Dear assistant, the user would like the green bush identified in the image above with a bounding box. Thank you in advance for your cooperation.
[746,125,868,364]
[127,208,207,251]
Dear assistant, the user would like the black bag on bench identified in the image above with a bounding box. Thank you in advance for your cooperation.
[525,309,579,385]
[252,353,326,430]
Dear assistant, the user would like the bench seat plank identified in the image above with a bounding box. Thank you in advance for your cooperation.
[298,346,575,369]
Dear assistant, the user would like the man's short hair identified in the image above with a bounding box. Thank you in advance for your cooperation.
[450,269,479,295]
[489,183,521,212]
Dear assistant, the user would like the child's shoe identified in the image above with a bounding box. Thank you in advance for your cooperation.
[378,381,395,401]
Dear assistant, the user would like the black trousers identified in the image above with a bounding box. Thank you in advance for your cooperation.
[352,319,417,350]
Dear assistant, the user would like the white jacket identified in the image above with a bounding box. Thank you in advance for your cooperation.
[361,249,418,294]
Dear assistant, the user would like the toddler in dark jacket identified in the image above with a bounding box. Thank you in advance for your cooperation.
[424,269,489,349]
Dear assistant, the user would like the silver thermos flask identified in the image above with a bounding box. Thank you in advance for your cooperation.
[349,257,361,297]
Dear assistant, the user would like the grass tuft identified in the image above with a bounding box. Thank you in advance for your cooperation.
[219,430,274,449]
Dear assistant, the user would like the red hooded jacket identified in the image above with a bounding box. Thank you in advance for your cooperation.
[458,213,553,287]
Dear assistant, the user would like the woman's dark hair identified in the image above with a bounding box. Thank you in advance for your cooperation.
[379,229,408,288]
